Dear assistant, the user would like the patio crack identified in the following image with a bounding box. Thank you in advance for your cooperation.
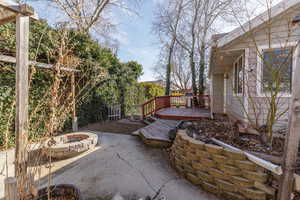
[151,178,181,200]
[116,152,156,192]
[116,153,181,200]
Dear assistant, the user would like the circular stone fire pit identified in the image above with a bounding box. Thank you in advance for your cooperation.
[37,184,82,200]
[45,132,98,159]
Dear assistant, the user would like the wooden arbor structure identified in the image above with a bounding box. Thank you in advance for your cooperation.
[1,1,79,198]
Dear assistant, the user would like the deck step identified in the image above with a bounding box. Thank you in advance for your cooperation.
[138,119,181,147]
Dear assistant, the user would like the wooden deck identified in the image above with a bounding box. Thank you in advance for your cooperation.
[155,107,211,120]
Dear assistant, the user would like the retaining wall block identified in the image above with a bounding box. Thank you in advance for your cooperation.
[183,164,194,174]
[169,131,275,200]
[202,181,220,195]
[231,176,254,188]
[197,171,215,183]
[224,149,247,160]
[175,146,185,155]
[180,135,190,145]
[223,191,246,200]
[205,143,224,154]
[243,170,268,183]
[188,139,205,149]
[254,181,275,196]
[235,160,257,171]
[208,167,229,181]
[200,158,217,168]
[187,173,202,185]
[175,157,184,166]
[186,152,198,160]
[219,164,241,176]
[225,158,236,165]
[196,150,211,158]
[216,179,238,193]
[212,154,228,164]
[241,188,267,200]
[192,161,208,172]
[176,131,186,141]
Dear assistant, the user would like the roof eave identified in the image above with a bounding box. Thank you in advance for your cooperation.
[217,0,300,48]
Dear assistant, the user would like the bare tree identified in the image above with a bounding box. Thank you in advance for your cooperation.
[196,0,234,94]
[29,0,141,34]
[152,0,184,95]
[173,0,202,96]
[171,44,191,90]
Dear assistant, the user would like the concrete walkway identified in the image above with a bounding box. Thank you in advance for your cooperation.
[0,132,219,200]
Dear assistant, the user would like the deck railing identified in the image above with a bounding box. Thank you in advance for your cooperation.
[141,95,210,119]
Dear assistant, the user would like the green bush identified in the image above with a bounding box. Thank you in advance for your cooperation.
[139,82,164,100]
[0,20,143,147]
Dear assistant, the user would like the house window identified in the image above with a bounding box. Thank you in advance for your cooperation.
[262,48,293,93]
[234,56,244,94]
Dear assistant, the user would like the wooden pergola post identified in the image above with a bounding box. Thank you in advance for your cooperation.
[15,13,29,178]
[71,73,78,132]
[278,43,300,199]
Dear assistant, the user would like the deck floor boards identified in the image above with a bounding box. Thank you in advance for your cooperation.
[155,107,211,120]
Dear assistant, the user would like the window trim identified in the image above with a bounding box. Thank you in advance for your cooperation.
[256,42,298,98]
[233,54,244,96]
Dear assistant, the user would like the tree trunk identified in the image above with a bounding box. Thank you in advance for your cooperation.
[165,40,175,95]
[190,53,197,96]
[198,43,206,95]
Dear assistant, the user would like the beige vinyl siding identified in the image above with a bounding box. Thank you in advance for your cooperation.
[220,8,299,129]
[211,74,224,113]
[222,7,300,51]
[225,66,245,120]
[211,7,300,128]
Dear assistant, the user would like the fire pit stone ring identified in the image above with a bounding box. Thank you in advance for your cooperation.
[45,132,98,159]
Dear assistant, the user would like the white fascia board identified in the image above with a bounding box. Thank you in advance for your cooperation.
[217,0,300,48]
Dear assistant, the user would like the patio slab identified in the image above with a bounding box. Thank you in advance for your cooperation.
[0,132,219,200]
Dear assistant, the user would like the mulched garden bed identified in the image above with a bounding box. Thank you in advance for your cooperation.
[182,114,284,156]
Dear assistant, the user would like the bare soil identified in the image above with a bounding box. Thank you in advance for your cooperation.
[82,119,146,135]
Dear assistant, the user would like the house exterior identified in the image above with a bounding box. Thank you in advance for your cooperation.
[209,0,300,130]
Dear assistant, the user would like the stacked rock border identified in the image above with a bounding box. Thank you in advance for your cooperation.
[45,132,98,159]
[169,130,276,200]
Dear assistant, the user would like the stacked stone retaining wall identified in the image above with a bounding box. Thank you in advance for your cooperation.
[169,130,276,200]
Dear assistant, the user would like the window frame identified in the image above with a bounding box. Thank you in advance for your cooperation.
[257,42,298,98]
[233,54,244,96]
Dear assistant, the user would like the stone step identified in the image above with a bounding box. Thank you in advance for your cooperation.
[137,119,181,147]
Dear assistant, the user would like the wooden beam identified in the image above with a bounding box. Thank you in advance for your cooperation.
[278,44,300,199]
[71,73,78,132]
[0,0,38,20]
[15,13,29,179]
[0,14,16,26]
[0,55,80,72]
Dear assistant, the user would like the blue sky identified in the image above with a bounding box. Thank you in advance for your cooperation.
[28,0,161,82]
[113,0,160,82]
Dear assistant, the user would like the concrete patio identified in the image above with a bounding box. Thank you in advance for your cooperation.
[0,132,219,200]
